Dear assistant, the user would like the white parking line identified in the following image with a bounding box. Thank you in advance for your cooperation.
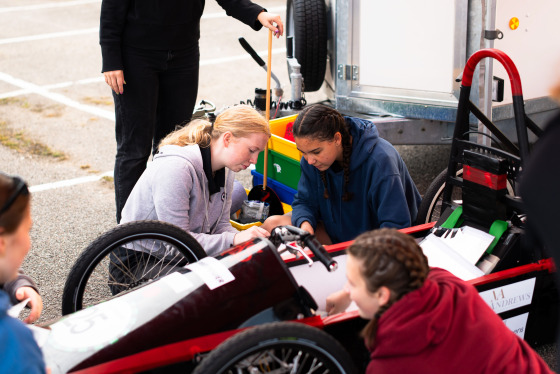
[201,6,285,19]
[0,5,286,45]
[0,0,100,13]
[0,27,99,45]
[29,170,114,193]
[0,71,115,120]
[0,1,284,15]
[0,2,286,193]
[0,48,286,102]
[200,47,286,66]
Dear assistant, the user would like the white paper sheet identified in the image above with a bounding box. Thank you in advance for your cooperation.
[420,233,485,281]
[439,226,495,265]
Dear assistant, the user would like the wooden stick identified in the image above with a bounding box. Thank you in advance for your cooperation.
[263,29,272,190]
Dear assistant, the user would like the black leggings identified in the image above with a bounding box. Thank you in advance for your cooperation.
[113,44,200,223]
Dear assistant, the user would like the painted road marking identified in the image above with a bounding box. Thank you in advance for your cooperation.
[29,171,114,193]
[0,28,99,45]
[0,1,284,17]
[0,0,100,13]
[0,47,287,103]
[0,71,115,120]
[0,2,285,190]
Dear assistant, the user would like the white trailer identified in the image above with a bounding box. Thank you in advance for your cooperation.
[286,0,560,144]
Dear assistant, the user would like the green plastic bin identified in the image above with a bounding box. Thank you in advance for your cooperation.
[255,149,301,190]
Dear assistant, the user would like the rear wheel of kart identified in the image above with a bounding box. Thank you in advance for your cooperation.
[286,0,327,92]
[416,167,515,224]
[193,322,358,374]
[416,168,460,224]
[61,220,206,315]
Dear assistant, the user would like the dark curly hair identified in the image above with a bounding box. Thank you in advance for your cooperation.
[347,228,430,348]
[292,104,354,201]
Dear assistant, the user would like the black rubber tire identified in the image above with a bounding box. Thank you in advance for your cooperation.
[61,220,206,315]
[193,322,358,374]
[416,168,514,224]
[416,168,454,224]
[286,0,327,92]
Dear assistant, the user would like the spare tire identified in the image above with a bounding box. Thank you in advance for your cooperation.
[286,0,328,92]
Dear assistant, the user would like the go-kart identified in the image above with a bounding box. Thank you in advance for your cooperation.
[44,221,558,374]
[41,225,366,373]
[46,48,558,373]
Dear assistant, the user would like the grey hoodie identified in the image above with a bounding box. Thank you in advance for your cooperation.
[121,144,238,256]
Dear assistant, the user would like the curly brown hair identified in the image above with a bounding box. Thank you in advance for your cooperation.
[347,228,430,348]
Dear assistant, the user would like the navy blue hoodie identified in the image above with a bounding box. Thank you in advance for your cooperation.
[0,292,45,373]
[291,117,421,243]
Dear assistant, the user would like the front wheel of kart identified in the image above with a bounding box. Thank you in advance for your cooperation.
[61,220,206,315]
[193,322,358,374]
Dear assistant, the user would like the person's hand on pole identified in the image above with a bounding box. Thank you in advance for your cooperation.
[257,12,284,38]
[104,70,126,95]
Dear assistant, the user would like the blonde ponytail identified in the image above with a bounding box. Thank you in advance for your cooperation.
[157,105,270,150]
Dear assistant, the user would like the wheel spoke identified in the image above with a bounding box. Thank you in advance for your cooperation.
[62,221,206,314]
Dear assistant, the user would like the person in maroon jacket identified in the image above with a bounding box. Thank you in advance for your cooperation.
[327,228,553,374]
[100,0,283,223]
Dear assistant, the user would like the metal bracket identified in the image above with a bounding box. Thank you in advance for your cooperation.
[484,29,504,40]
[337,64,359,81]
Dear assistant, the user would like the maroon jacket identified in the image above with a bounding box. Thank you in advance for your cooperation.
[367,268,552,374]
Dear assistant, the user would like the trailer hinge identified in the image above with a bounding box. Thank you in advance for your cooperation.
[484,29,503,40]
[337,65,359,81]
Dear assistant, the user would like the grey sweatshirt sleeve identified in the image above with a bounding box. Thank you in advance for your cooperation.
[150,159,237,256]
[2,269,38,305]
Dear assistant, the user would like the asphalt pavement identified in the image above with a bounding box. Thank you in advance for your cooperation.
[0,0,554,370]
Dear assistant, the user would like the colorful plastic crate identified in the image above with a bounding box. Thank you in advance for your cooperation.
[255,149,301,190]
[268,114,301,161]
[251,170,297,205]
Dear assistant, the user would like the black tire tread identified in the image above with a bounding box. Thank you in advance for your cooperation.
[416,168,449,224]
[194,322,358,374]
[62,220,206,315]
[287,0,327,92]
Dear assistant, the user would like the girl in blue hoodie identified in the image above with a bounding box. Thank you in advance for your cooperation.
[262,104,421,244]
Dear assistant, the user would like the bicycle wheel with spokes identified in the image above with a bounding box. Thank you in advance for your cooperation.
[416,168,463,224]
[193,322,358,374]
[416,167,515,224]
[61,220,206,315]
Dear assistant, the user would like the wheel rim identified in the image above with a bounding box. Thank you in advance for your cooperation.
[74,232,202,311]
[215,338,347,374]
[422,168,515,224]
[425,182,458,224]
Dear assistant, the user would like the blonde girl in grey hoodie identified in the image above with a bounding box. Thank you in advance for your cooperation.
[121,105,271,256]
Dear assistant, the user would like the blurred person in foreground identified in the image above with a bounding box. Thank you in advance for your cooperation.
[0,173,46,373]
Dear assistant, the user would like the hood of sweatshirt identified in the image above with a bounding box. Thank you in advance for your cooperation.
[345,116,380,173]
[155,144,205,179]
[367,268,551,374]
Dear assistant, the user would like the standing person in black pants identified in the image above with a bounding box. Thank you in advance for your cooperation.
[100,0,283,223]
